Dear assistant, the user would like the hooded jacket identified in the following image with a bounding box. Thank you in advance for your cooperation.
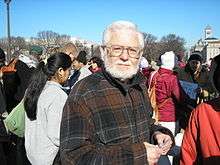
[180,54,220,165]
[149,51,186,122]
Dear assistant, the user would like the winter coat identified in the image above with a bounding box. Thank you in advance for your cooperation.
[180,98,220,165]
[180,54,220,165]
[3,56,36,112]
[0,81,9,140]
[149,68,186,122]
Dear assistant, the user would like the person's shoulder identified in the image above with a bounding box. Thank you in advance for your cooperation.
[41,82,67,101]
[158,68,176,81]
[72,72,104,92]
[16,59,31,71]
[80,65,92,74]
[194,98,220,115]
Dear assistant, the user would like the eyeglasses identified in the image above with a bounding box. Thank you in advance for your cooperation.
[104,45,142,59]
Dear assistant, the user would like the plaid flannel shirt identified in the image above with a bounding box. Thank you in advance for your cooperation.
[60,70,172,165]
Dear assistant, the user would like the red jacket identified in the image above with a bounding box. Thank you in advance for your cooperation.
[149,68,184,122]
[180,98,220,165]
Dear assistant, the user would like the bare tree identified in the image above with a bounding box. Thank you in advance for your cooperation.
[10,36,27,52]
[36,31,71,51]
[160,34,186,60]
[0,38,8,50]
[74,39,93,59]
[143,33,157,44]
[74,40,84,51]
[143,33,159,62]
[0,36,27,54]
[37,30,59,47]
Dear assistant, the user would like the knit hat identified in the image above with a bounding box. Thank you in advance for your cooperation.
[160,51,176,70]
[76,51,87,65]
[0,48,6,60]
[188,52,203,62]
[30,45,43,55]
[139,56,149,69]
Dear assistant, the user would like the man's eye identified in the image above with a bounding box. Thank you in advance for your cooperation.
[113,47,122,51]
[129,48,137,53]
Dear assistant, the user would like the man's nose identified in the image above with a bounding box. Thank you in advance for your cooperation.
[119,49,129,61]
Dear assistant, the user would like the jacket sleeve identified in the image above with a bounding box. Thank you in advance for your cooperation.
[180,108,199,165]
[60,98,148,165]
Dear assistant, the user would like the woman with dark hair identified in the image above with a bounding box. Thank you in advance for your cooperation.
[24,52,71,165]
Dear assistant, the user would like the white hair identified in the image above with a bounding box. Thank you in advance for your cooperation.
[102,20,144,49]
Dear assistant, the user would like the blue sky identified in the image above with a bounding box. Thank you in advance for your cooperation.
[0,0,220,48]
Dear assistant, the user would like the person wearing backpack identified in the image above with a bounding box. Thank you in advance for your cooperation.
[148,51,188,164]
[2,46,43,165]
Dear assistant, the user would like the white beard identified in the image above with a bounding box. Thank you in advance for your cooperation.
[103,54,140,81]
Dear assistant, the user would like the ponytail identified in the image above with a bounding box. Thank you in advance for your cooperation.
[24,61,48,120]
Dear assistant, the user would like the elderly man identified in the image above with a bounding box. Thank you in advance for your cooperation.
[60,21,174,165]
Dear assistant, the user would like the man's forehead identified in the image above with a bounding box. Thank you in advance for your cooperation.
[108,30,140,45]
[111,29,138,36]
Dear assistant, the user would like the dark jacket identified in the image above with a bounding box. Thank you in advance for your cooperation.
[177,64,215,103]
[0,81,8,139]
[59,70,174,165]
[3,60,35,112]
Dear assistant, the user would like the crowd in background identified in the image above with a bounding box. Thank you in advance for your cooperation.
[0,20,220,165]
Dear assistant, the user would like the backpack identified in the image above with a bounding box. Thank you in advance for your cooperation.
[148,71,171,122]
[3,99,25,138]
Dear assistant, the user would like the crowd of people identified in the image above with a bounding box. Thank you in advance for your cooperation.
[0,20,219,165]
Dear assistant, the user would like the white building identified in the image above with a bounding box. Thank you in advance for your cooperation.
[193,26,220,62]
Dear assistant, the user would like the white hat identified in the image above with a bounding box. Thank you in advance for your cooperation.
[160,51,175,70]
[139,56,149,69]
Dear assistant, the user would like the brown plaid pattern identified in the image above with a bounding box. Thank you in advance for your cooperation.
[60,71,171,165]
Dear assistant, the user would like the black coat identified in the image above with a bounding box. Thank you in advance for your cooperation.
[3,60,35,112]
[0,81,8,138]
